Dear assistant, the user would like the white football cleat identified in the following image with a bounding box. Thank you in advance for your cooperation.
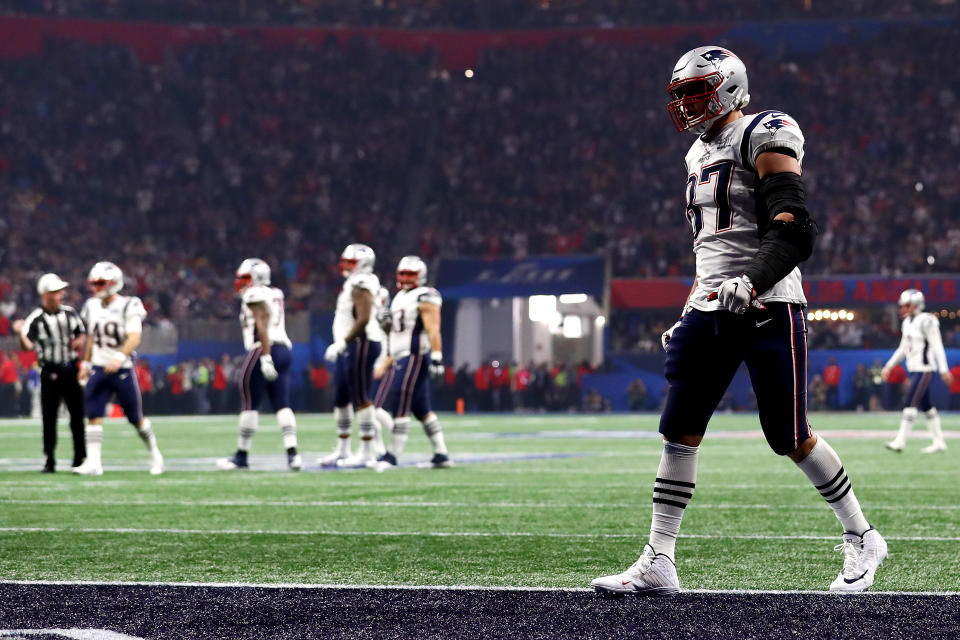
[829,527,887,593]
[72,460,104,476]
[149,450,165,476]
[920,442,947,454]
[317,450,350,467]
[337,451,376,468]
[591,544,680,596]
[288,453,303,470]
[884,440,904,452]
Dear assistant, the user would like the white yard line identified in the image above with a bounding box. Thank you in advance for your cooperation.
[0,526,957,542]
[0,579,956,596]
[1,498,958,511]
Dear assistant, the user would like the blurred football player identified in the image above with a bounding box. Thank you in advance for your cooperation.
[592,47,884,596]
[217,258,301,471]
[318,244,384,467]
[373,256,451,471]
[883,289,951,453]
[74,262,163,476]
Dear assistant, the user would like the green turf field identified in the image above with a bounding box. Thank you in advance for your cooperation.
[0,413,957,591]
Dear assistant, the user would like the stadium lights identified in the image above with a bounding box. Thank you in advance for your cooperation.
[562,315,583,339]
[464,69,474,78]
[595,315,606,327]
[528,295,556,322]
[558,293,588,304]
[806,309,856,322]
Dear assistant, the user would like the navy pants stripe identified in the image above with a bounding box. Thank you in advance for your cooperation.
[904,371,934,411]
[385,354,433,421]
[373,364,395,409]
[660,302,812,455]
[240,344,293,412]
[333,337,382,409]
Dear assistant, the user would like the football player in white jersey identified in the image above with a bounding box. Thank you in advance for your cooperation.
[217,258,301,471]
[883,289,952,453]
[318,244,385,467]
[74,261,164,476]
[372,255,451,471]
[592,47,884,596]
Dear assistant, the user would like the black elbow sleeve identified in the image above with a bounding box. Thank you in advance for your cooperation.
[744,172,819,295]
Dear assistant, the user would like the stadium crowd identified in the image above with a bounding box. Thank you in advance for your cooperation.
[0,19,957,357]
[1,0,952,28]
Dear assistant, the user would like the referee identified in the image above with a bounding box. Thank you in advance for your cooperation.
[14,273,87,472]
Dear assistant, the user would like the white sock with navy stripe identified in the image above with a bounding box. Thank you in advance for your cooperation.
[389,418,411,457]
[238,410,258,452]
[85,423,104,467]
[357,406,376,456]
[893,407,917,446]
[649,441,699,561]
[925,408,945,445]
[277,408,297,450]
[334,406,353,456]
[796,437,870,535]
[422,415,447,455]
[136,418,158,453]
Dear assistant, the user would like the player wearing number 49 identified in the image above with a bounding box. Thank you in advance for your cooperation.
[372,256,451,471]
[592,47,885,596]
[883,289,952,454]
[217,258,301,471]
[74,262,164,476]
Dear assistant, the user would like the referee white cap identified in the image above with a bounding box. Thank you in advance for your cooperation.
[37,273,69,295]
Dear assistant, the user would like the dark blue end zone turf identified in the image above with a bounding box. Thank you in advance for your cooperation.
[1,584,958,639]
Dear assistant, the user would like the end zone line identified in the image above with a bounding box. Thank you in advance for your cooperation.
[0,579,956,597]
[0,526,957,542]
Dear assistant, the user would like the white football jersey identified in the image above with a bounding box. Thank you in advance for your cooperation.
[389,286,442,359]
[240,285,292,351]
[333,272,383,342]
[683,110,808,311]
[81,295,146,369]
[886,312,948,373]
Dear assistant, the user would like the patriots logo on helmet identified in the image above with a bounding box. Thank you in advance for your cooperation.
[763,117,796,131]
[700,49,732,63]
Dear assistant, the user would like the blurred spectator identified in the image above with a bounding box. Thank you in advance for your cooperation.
[884,363,908,410]
[852,364,872,412]
[627,378,648,411]
[583,388,610,413]
[823,358,841,410]
[809,374,828,411]
[951,363,960,411]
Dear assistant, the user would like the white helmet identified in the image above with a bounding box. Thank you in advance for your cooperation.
[235,258,271,293]
[37,273,69,295]
[396,255,427,290]
[668,46,750,135]
[898,288,925,314]
[340,243,375,277]
[87,261,123,299]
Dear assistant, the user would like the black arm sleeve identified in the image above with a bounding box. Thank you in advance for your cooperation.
[743,172,819,295]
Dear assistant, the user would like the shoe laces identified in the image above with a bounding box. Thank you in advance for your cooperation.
[627,546,657,576]
[834,539,863,577]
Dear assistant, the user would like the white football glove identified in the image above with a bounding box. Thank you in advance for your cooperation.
[429,351,445,378]
[715,275,765,314]
[259,354,278,381]
[324,339,347,363]
[661,320,682,351]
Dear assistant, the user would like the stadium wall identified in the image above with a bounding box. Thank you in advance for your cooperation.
[585,349,960,412]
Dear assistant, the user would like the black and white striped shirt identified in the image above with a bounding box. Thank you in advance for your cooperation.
[22,305,86,367]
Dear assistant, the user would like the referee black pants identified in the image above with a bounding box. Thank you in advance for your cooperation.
[41,364,86,466]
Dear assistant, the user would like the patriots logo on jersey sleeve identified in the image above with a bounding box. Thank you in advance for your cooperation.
[700,49,732,63]
[762,114,796,131]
